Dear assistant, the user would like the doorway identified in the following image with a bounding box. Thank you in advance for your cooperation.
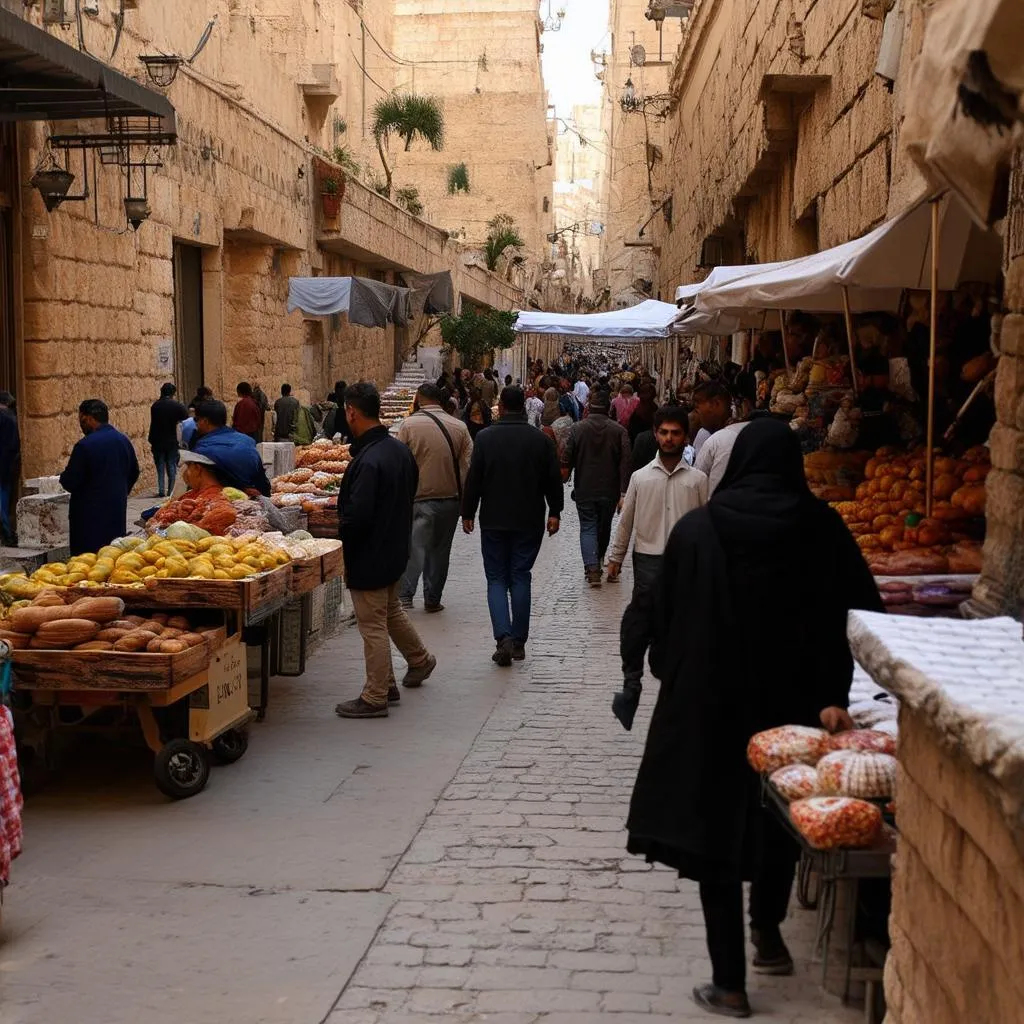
[173,243,204,404]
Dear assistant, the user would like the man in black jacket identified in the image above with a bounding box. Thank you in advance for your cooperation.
[148,383,188,497]
[462,386,563,666]
[562,388,631,587]
[335,382,436,719]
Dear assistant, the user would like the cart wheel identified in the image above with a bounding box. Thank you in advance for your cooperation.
[211,728,249,765]
[154,739,210,799]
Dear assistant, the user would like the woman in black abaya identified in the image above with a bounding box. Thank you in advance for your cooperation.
[626,418,883,1018]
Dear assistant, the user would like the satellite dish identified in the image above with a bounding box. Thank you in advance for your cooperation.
[630,44,646,67]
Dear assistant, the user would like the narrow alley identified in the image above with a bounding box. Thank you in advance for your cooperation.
[3,509,858,1024]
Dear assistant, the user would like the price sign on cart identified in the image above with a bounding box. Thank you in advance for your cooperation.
[189,640,249,743]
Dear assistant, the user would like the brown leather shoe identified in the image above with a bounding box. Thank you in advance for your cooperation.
[335,697,388,719]
[403,653,436,688]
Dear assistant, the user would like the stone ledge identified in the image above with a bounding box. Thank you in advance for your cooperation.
[848,611,1024,848]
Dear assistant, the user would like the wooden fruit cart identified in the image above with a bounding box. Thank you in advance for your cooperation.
[8,634,252,800]
[84,566,294,720]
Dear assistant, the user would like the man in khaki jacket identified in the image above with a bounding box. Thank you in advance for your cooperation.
[397,382,473,612]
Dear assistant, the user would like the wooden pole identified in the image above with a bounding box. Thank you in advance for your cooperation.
[925,199,940,518]
[779,309,792,373]
[840,286,860,398]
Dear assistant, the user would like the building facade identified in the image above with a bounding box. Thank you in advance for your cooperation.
[597,0,683,305]
[0,0,539,486]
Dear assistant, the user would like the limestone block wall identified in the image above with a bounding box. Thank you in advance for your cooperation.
[391,0,553,256]
[971,152,1024,617]
[884,707,1024,1023]
[648,0,902,293]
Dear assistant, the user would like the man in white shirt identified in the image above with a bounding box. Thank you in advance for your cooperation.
[694,420,749,494]
[573,376,590,407]
[691,380,733,457]
[606,406,708,729]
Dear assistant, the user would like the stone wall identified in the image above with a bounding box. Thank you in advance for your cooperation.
[599,0,679,302]
[969,151,1024,617]
[391,0,553,256]
[647,0,908,292]
[10,1,528,490]
[884,706,1024,1023]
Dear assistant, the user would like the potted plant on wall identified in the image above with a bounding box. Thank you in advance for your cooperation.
[321,176,342,218]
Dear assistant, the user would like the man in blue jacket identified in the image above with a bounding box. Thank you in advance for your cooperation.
[335,382,436,720]
[461,386,563,667]
[192,400,271,496]
[60,399,140,555]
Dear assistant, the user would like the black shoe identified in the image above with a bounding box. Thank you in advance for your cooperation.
[751,927,794,976]
[403,653,436,688]
[585,567,602,588]
[511,641,526,661]
[424,602,444,613]
[335,697,388,719]
[692,984,751,1018]
[387,685,401,704]
[492,637,513,667]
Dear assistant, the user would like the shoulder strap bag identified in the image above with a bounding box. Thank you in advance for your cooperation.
[416,409,462,501]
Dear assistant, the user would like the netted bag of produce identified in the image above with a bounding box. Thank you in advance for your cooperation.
[747,725,831,773]
[769,764,819,801]
[828,729,897,755]
[790,796,883,849]
[816,750,897,799]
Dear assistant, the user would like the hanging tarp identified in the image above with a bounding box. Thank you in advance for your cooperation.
[694,192,1002,316]
[671,306,782,336]
[901,0,1024,226]
[513,299,680,338]
[400,270,454,315]
[287,276,413,328]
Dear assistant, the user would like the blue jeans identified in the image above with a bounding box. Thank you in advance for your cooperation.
[399,498,461,606]
[153,447,179,496]
[480,529,543,644]
[576,496,617,570]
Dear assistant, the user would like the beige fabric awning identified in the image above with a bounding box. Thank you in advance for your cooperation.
[902,0,1024,226]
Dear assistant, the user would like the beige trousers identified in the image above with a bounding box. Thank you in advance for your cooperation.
[350,582,430,707]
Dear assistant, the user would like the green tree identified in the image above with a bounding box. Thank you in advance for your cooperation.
[484,213,524,272]
[371,93,445,198]
[438,306,517,368]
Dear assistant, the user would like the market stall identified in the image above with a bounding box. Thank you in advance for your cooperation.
[0,483,346,798]
[684,192,1003,597]
[748,689,899,1017]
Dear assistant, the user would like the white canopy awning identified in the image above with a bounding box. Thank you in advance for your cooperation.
[672,306,785,336]
[513,299,680,338]
[695,192,1002,316]
[674,262,794,305]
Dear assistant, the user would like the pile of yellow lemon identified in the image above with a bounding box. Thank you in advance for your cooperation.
[26,535,291,588]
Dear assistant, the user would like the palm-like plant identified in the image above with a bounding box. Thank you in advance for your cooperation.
[484,214,524,272]
[372,93,445,198]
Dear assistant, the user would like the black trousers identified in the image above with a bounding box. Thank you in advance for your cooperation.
[619,552,662,683]
[698,810,799,993]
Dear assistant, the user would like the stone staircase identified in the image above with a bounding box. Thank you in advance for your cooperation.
[381,358,427,428]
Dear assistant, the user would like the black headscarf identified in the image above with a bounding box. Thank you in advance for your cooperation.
[625,417,883,882]
[710,417,817,544]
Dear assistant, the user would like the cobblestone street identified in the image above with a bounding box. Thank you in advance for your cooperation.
[6,502,859,1023]
[326,506,859,1024]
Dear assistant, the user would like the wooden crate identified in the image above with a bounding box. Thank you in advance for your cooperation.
[290,556,321,595]
[321,546,344,582]
[87,565,293,613]
[12,640,212,691]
